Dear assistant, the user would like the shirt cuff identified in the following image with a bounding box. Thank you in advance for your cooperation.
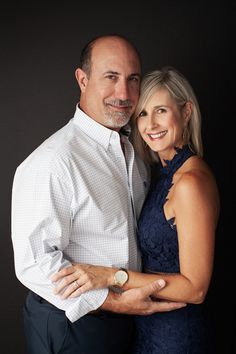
[66,288,109,322]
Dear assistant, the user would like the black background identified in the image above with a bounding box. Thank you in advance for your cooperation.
[1,1,235,353]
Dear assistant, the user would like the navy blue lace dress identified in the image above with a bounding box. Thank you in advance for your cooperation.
[134,146,213,354]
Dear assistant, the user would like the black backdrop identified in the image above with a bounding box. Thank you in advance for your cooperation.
[1,1,235,353]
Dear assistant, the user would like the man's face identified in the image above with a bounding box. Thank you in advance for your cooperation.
[77,37,141,131]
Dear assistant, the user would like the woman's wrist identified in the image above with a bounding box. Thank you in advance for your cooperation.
[108,267,119,287]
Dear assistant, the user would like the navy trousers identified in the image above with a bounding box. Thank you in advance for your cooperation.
[23,291,134,354]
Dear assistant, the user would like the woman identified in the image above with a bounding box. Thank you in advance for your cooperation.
[52,67,220,353]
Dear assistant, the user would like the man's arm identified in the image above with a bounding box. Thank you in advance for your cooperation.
[11,158,108,323]
[101,280,186,315]
[52,267,186,314]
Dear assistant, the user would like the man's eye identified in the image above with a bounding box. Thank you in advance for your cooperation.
[106,75,116,80]
[129,76,140,82]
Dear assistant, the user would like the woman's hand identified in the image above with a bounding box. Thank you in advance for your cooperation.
[51,263,116,299]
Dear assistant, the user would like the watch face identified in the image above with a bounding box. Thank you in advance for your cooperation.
[115,269,128,287]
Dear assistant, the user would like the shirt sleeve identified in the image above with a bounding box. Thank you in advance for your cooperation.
[11,151,108,322]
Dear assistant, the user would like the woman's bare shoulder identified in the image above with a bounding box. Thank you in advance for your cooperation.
[174,156,219,206]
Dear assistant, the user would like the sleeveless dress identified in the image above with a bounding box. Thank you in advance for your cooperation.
[134,146,213,354]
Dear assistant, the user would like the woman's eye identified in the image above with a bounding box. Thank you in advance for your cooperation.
[138,111,146,117]
[157,108,166,114]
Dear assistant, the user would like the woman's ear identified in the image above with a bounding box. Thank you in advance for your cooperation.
[75,68,88,92]
[183,101,193,124]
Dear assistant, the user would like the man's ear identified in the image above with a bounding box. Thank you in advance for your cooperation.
[75,68,88,92]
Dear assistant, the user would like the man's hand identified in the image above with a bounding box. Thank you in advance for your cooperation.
[102,279,186,315]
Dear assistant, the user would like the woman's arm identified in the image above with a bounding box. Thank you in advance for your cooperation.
[140,167,219,303]
[52,167,219,304]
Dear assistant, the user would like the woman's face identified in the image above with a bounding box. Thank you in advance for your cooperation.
[137,88,190,160]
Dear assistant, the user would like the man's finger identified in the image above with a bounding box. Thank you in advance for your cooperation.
[149,300,186,313]
[139,279,166,298]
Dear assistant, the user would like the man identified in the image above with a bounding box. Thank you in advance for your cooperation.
[11,34,184,354]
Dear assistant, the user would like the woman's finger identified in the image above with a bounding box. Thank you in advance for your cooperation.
[68,282,94,298]
[60,278,85,299]
[53,272,81,294]
[51,266,75,282]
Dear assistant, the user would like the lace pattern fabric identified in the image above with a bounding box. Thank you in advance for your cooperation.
[134,146,214,353]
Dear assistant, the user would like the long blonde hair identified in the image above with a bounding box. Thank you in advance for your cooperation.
[131,66,203,163]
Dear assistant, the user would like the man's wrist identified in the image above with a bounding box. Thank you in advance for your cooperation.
[100,289,122,313]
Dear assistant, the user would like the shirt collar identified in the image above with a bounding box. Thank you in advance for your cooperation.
[72,104,131,150]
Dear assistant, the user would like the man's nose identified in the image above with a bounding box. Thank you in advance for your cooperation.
[115,80,130,100]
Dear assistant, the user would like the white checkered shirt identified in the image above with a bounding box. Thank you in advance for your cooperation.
[11,105,149,322]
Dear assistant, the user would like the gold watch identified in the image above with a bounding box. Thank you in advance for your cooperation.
[113,268,129,288]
